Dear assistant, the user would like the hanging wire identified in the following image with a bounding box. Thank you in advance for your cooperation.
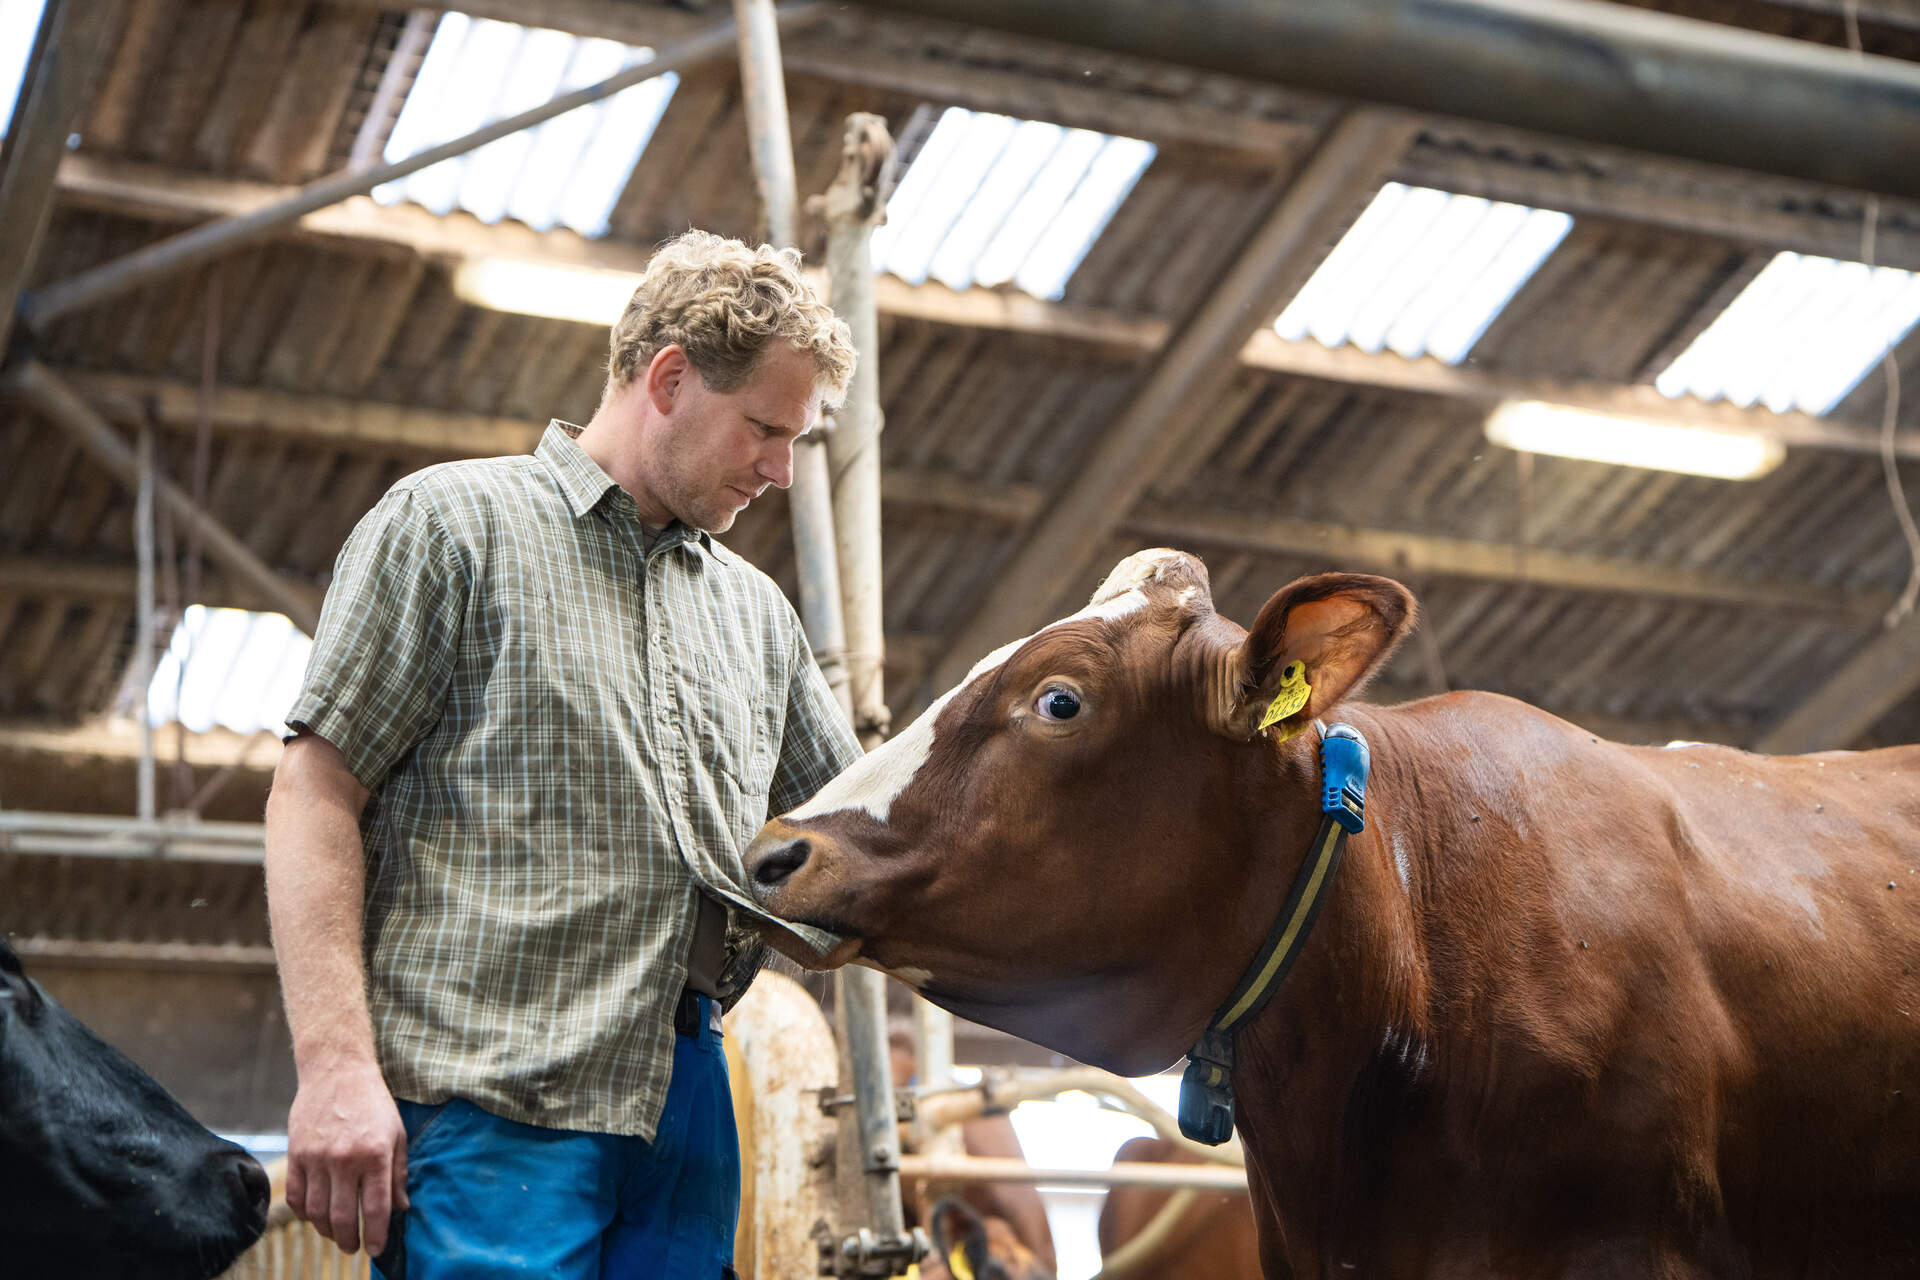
[1844,0,1920,628]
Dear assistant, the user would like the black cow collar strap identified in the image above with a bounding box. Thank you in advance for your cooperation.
[1177,721,1372,1145]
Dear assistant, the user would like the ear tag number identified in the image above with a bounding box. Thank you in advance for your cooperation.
[1257,661,1311,734]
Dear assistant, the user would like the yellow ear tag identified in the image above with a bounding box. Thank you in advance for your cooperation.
[948,1246,975,1280]
[1257,661,1311,735]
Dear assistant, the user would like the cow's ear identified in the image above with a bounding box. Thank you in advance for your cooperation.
[1220,573,1415,738]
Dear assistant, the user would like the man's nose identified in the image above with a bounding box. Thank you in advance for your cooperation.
[759,440,794,490]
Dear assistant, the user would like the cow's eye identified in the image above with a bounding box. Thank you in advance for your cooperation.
[1035,688,1081,721]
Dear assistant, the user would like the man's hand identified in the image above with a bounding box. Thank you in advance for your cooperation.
[285,1059,409,1256]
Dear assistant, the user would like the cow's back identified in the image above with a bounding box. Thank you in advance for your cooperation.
[1630,737,1920,1251]
[1350,694,1920,1273]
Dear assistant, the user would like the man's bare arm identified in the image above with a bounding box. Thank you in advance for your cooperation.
[264,733,406,1257]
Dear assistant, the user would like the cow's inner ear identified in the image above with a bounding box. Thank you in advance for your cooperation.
[1219,573,1416,739]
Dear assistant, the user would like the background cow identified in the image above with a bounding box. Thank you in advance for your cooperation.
[1097,1136,1259,1280]
[0,935,269,1278]
[750,549,1920,1278]
[890,1024,1057,1278]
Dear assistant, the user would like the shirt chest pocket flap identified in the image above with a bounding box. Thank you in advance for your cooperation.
[686,656,778,798]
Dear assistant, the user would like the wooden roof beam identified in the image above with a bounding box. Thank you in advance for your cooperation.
[1123,503,1892,623]
[1754,616,1920,752]
[0,0,123,353]
[54,159,1915,460]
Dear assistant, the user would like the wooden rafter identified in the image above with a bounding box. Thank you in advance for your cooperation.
[53,157,1916,460]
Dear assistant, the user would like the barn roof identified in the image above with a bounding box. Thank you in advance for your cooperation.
[4,0,1920,978]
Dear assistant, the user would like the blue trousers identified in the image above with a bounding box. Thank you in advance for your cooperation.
[373,996,739,1279]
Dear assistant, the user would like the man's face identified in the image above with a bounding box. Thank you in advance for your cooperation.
[647,342,822,534]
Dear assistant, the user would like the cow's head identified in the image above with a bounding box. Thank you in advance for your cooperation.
[748,551,1414,1073]
[0,935,270,1278]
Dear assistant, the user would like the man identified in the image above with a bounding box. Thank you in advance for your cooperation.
[264,230,862,1279]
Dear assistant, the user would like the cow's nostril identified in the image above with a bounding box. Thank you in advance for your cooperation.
[753,838,811,887]
[233,1154,270,1220]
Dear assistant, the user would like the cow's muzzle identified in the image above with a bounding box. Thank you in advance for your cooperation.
[750,834,811,888]
[747,818,819,893]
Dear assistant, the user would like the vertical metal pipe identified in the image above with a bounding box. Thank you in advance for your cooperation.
[835,966,908,1241]
[732,0,803,250]
[820,114,895,751]
[734,3,904,1258]
[135,420,156,822]
[733,0,852,716]
[788,438,853,720]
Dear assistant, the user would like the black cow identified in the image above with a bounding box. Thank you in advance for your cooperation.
[0,935,269,1278]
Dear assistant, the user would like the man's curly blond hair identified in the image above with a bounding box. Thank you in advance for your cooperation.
[606,230,855,408]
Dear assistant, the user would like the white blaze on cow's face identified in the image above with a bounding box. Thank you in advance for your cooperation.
[788,578,1162,825]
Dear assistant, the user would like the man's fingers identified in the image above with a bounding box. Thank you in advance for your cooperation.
[285,1160,308,1220]
[304,1167,334,1240]
[330,1171,363,1254]
[361,1156,393,1258]
[391,1130,410,1212]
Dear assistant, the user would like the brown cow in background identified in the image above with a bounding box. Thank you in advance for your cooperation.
[1098,1137,1260,1280]
[890,1026,1056,1280]
[752,550,1920,1278]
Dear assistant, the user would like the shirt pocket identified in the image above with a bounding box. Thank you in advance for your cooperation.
[687,655,777,799]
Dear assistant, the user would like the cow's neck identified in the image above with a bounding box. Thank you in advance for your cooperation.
[1226,708,1437,1270]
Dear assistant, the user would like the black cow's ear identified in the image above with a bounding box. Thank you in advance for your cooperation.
[1221,573,1416,739]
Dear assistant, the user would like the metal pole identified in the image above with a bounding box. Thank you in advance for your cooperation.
[20,5,825,331]
[895,1154,1251,1193]
[733,3,909,1268]
[135,419,156,822]
[733,0,853,718]
[818,114,895,751]
[3,361,323,634]
[846,0,1920,200]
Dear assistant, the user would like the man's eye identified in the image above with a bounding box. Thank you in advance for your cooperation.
[1035,689,1081,721]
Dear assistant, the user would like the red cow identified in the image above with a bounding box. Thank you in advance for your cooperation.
[749,550,1920,1278]
[1097,1136,1259,1280]
[891,1028,1055,1279]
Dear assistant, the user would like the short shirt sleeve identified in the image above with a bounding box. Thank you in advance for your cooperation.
[284,485,468,791]
[769,616,863,817]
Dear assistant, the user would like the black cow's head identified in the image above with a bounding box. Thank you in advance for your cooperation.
[0,935,269,1278]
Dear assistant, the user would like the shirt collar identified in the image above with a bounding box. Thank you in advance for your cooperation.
[537,420,713,555]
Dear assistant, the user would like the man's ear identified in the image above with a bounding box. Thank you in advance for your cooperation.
[644,343,690,415]
[1219,573,1416,739]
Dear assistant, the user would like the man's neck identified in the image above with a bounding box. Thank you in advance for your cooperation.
[576,399,673,527]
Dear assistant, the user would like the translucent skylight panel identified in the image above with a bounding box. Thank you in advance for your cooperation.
[373,13,677,238]
[146,607,313,736]
[1656,251,1920,416]
[0,0,48,140]
[870,106,1155,301]
[1273,182,1573,366]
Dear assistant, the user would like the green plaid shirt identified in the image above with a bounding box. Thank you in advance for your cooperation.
[285,421,859,1139]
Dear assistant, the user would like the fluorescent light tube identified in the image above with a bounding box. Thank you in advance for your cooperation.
[1484,401,1785,480]
[451,257,640,325]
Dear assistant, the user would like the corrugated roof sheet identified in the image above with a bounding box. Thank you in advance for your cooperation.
[869,106,1155,300]
[141,607,311,735]
[372,13,678,237]
[1656,250,1920,415]
[0,0,48,139]
[1273,181,1573,364]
